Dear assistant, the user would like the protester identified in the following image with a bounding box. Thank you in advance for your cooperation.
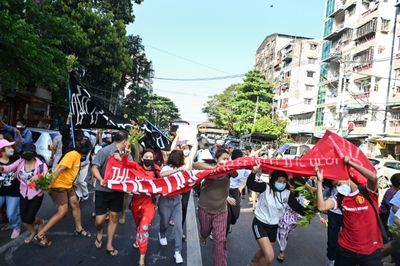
[74,131,95,201]
[34,138,92,247]
[315,156,383,266]
[195,149,237,266]
[323,182,343,266]
[180,143,192,234]
[158,150,186,264]
[92,130,129,256]
[380,174,400,234]
[0,139,21,239]
[246,167,305,266]
[0,143,47,243]
[51,133,63,172]
[0,118,32,152]
[227,149,251,235]
[130,149,159,266]
[387,174,400,227]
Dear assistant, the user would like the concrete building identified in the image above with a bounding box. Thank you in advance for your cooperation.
[315,0,400,156]
[255,34,322,141]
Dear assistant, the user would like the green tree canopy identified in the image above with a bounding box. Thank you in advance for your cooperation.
[203,69,277,136]
[147,94,180,129]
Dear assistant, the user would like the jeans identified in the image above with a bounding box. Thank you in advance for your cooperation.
[0,196,21,230]
[75,164,89,199]
[158,195,183,252]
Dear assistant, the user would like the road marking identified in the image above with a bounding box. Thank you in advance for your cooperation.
[186,192,202,266]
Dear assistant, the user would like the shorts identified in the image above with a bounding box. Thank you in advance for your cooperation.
[95,191,124,215]
[252,217,278,243]
[49,188,77,206]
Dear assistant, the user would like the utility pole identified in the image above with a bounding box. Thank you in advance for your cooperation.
[383,3,400,134]
[252,96,259,132]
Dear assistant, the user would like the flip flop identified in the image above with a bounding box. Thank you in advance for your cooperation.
[95,235,102,249]
[106,249,118,256]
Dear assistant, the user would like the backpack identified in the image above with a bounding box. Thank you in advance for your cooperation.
[337,186,389,243]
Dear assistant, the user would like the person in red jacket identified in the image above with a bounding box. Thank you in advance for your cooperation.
[129,149,160,266]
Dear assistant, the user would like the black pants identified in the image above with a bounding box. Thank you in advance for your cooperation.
[335,247,382,266]
[327,211,343,261]
[227,188,241,235]
[181,190,190,227]
[20,195,43,224]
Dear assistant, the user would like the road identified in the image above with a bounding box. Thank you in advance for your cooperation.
[0,191,329,266]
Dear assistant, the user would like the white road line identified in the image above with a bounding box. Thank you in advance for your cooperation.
[186,192,202,266]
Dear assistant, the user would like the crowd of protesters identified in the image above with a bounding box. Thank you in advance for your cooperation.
[1,117,400,266]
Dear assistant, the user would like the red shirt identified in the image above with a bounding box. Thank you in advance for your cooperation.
[335,187,383,255]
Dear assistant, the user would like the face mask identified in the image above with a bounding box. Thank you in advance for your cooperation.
[337,183,351,196]
[22,152,35,161]
[183,149,190,157]
[5,148,14,157]
[143,159,154,167]
[274,182,286,191]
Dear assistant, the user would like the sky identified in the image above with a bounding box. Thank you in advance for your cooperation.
[127,0,326,125]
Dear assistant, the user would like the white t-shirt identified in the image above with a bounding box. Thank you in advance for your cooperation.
[255,185,291,225]
[160,165,174,175]
[230,169,251,189]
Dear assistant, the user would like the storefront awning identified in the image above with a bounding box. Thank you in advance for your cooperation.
[377,136,400,143]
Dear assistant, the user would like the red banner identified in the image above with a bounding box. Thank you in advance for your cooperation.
[104,131,375,195]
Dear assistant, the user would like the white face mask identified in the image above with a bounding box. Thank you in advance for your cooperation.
[337,183,351,196]
[183,149,190,157]
[5,148,14,157]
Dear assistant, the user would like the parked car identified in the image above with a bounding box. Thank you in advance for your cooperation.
[368,158,400,189]
[279,143,315,159]
[29,128,60,166]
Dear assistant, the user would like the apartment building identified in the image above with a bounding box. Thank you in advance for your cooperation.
[255,34,321,139]
[316,0,399,141]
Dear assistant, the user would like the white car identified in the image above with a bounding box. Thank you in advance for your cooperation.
[29,128,60,166]
[281,144,315,159]
[368,158,400,189]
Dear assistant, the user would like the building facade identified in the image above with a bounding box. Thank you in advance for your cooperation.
[255,34,322,140]
[315,0,400,157]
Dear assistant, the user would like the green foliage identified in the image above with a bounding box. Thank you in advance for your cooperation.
[147,94,180,129]
[128,125,144,145]
[203,69,277,136]
[389,224,400,239]
[295,184,319,227]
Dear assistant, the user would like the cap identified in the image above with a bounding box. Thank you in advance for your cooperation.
[0,139,15,149]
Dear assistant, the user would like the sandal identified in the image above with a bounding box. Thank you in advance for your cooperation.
[75,228,91,238]
[133,242,139,249]
[33,234,52,247]
[106,249,118,256]
[24,234,35,244]
[277,253,285,263]
[95,237,102,249]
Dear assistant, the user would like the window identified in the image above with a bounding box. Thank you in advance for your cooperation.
[308,57,317,64]
[356,18,377,39]
[384,162,400,170]
[310,43,318,50]
[315,107,324,127]
[395,68,400,78]
[304,98,312,105]
[305,85,313,91]
[307,71,315,78]
[381,19,390,33]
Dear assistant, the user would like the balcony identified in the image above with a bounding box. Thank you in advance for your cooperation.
[324,23,350,41]
[352,91,370,100]
[321,46,342,63]
[328,2,346,18]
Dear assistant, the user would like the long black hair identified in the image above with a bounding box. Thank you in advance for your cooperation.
[268,170,288,193]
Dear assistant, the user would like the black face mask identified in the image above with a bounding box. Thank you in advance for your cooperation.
[143,159,154,167]
[22,152,35,161]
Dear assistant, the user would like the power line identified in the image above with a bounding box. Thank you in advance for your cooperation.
[146,44,232,75]
[153,74,245,81]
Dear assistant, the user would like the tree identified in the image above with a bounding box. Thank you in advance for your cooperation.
[203,69,276,136]
[147,94,180,129]
[253,116,290,144]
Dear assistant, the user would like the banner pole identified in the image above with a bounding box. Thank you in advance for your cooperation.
[146,119,170,139]
[68,73,76,148]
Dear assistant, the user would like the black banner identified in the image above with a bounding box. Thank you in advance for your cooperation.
[69,73,132,130]
[142,121,172,151]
